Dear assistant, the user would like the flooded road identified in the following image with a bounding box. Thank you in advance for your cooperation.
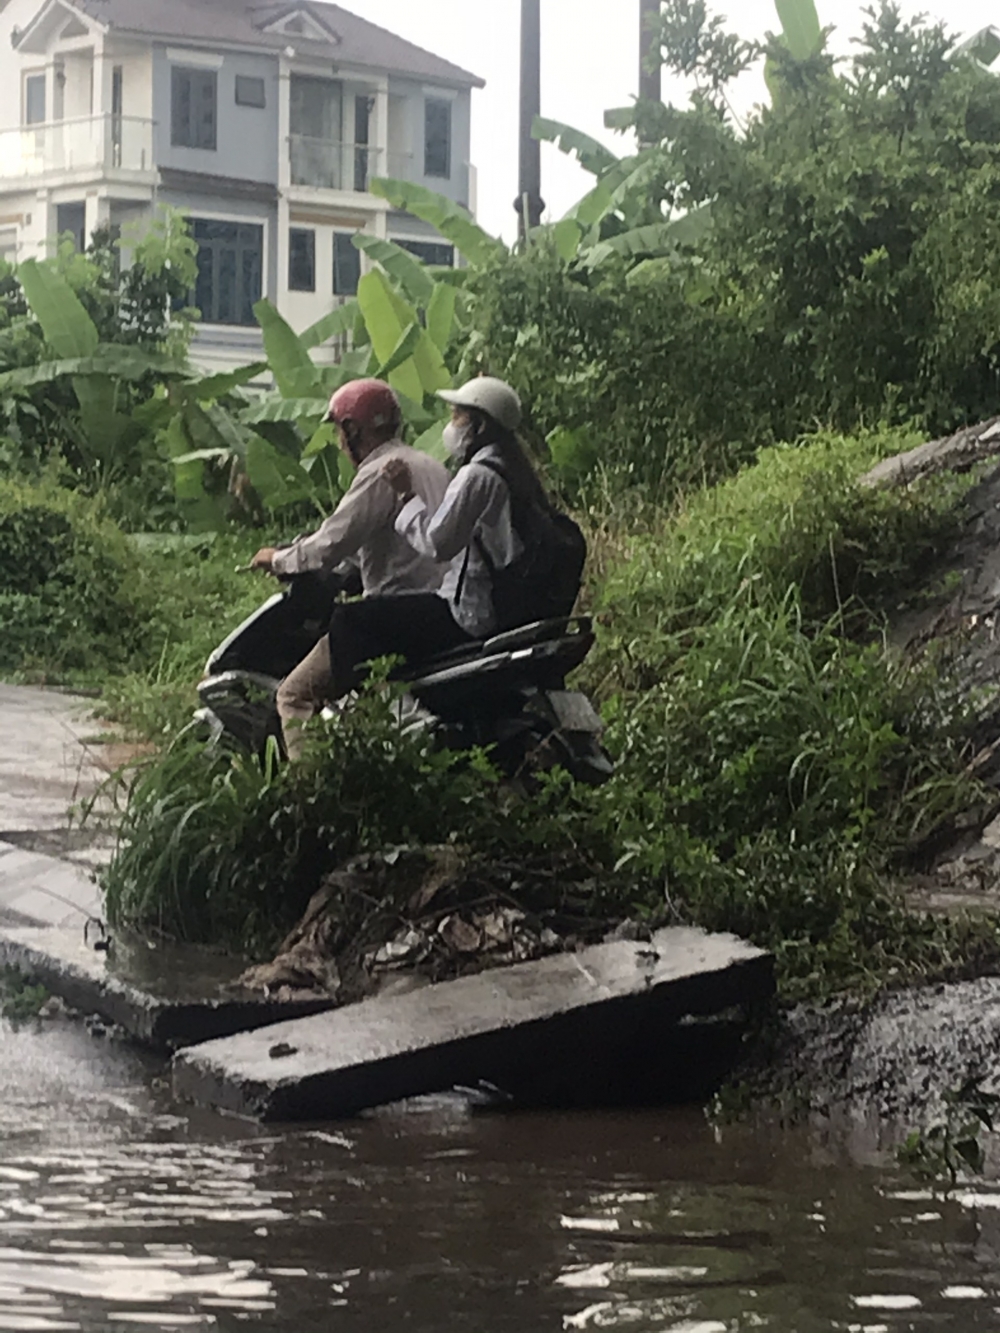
[3,1016,1000,1331]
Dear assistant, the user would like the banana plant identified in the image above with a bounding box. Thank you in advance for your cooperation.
[766,0,826,101]
[12,258,198,488]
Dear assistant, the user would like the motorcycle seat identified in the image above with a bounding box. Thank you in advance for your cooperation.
[396,616,592,679]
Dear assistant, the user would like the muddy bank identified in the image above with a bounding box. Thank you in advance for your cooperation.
[751,977,1000,1128]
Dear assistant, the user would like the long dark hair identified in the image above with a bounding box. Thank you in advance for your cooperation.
[460,409,553,514]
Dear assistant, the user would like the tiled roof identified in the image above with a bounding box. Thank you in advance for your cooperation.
[70,0,484,87]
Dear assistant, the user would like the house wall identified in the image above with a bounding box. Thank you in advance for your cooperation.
[0,0,47,130]
[151,44,279,186]
[112,42,154,120]
[283,208,378,334]
[386,76,472,208]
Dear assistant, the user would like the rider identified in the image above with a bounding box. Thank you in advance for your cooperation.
[382,376,548,639]
[250,378,451,757]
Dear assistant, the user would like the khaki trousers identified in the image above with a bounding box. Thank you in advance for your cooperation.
[275,636,333,760]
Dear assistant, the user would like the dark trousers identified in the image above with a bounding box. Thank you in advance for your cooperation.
[328,593,472,698]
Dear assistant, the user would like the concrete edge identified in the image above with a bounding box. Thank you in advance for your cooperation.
[0,929,334,1052]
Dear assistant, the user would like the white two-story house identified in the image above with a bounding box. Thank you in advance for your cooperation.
[0,0,483,367]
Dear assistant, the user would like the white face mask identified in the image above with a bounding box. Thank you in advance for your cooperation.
[442,420,473,457]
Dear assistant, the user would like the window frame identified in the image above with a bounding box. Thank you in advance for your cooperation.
[396,238,455,268]
[235,74,266,109]
[333,231,361,297]
[171,65,218,151]
[288,227,316,293]
[190,216,265,327]
[56,202,87,254]
[424,96,452,179]
[23,71,46,127]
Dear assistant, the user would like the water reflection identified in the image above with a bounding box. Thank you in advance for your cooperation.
[5,1018,1000,1329]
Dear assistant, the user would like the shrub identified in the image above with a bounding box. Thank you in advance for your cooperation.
[0,478,150,674]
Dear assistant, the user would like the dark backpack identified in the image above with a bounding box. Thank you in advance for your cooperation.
[462,456,587,632]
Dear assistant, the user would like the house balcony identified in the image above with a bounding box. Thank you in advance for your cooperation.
[0,115,155,183]
[287,136,413,194]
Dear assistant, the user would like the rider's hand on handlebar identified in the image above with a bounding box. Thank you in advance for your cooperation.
[381,458,414,500]
[250,547,279,573]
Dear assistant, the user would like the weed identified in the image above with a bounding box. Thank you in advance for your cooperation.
[898,1076,1000,1189]
[0,968,49,1022]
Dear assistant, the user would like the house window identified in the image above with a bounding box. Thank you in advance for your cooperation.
[398,239,455,268]
[24,74,46,126]
[424,97,451,179]
[235,75,266,109]
[354,94,373,193]
[111,66,123,166]
[171,67,217,150]
[289,228,316,292]
[191,218,263,325]
[0,227,17,266]
[333,232,360,296]
[57,202,86,253]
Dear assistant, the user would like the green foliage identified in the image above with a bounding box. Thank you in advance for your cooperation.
[455,2,1000,496]
[898,1076,1000,1187]
[0,477,152,673]
[572,430,990,997]
[0,969,49,1022]
[103,677,609,954]
[0,209,207,524]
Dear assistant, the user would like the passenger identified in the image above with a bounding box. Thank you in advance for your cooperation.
[381,376,551,640]
[250,379,451,758]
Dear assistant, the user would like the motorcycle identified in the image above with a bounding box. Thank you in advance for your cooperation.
[194,571,614,786]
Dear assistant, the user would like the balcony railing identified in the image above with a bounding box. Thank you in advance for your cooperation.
[0,115,154,181]
[288,137,418,192]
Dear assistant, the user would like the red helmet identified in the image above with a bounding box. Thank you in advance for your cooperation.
[325,379,401,432]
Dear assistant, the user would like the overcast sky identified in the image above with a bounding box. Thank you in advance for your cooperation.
[351,0,1000,241]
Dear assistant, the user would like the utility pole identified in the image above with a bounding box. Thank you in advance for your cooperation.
[639,0,661,105]
[516,0,543,238]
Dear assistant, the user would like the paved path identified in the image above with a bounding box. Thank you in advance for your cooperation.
[0,684,110,928]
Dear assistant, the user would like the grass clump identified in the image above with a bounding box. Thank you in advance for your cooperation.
[103,675,612,956]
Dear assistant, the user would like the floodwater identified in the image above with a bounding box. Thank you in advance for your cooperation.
[3,1018,1000,1332]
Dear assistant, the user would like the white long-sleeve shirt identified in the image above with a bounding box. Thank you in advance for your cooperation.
[272,440,450,595]
[394,445,522,637]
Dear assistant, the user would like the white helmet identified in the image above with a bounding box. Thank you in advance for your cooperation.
[438,376,522,432]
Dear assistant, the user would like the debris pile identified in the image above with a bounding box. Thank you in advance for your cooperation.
[237,845,618,1005]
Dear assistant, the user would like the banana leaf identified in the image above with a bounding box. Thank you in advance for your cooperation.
[352,235,436,308]
[368,178,506,268]
[253,299,322,398]
[18,258,99,358]
[532,116,620,176]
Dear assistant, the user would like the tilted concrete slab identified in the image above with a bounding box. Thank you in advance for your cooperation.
[172,927,775,1122]
[0,926,333,1051]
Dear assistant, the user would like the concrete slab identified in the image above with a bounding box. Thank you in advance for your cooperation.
[0,840,101,927]
[0,926,334,1050]
[172,927,775,1122]
[0,684,105,832]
